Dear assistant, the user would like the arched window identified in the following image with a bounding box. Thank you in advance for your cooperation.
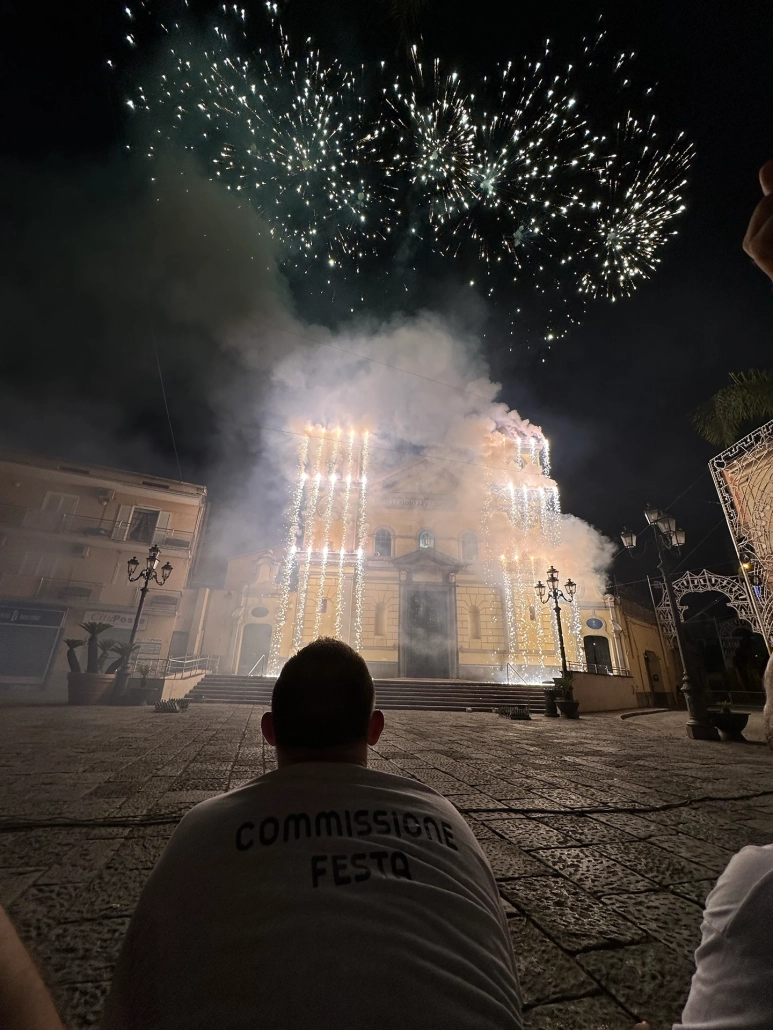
[418,530,435,549]
[469,604,481,641]
[374,528,393,558]
[374,601,387,638]
[460,531,478,561]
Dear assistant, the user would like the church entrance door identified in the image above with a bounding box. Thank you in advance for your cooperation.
[404,589,450,678]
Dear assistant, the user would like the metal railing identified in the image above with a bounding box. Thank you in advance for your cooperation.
[0,504,193,549]
[127,654,220,678]
[707,689,765,710]
[248,654,267,677]
[567,660,631,677]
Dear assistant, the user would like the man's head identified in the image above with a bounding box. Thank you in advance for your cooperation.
[260,638,384,766]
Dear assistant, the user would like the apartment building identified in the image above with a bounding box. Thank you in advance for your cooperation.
[0,450,207,696]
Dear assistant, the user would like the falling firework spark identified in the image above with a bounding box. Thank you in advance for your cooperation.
[576,114,694,299]
[500,555,518,666]
[126,7,692,342]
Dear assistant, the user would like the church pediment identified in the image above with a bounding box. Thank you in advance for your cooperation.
[374,458,460,510]
[392,546,464,571]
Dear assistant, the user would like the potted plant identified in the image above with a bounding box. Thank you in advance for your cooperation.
[65,622,117,705]
[708,701,749,741]
[127,664,153,707]
[104,642,141,704]
[553,674,580,719]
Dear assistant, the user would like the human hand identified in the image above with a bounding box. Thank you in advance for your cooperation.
[743,160,773,282]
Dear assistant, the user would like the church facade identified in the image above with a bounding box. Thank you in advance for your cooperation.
[199,433,626,684]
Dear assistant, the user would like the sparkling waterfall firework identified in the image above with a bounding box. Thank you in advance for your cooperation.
[291,434,325,653]
[312,430,341,638]
[352,431,370,652]
[334,431,356,639]
[268,434,309,675]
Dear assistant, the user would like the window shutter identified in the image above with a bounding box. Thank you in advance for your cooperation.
[113,505,133,541]
[153,511,171,544]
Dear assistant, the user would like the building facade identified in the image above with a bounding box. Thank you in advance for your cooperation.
[199,429,633,686]
[0,450,207,695]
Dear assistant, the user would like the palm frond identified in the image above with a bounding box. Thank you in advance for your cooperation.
[692,369,773,447]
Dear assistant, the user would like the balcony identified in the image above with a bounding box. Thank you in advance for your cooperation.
[36,578,104,603]
[0,504,193,551]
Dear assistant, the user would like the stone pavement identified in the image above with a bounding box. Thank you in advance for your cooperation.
[0,703,771,1030]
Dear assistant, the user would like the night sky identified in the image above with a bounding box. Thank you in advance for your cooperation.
[1,0,772,593]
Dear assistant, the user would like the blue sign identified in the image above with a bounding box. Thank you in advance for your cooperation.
[586,617,604,630]
[0,605,66,628]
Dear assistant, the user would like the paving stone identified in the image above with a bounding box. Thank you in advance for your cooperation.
[536,846,658,893]
[500,877,645,952]
[597,840,715,885]
[481,838,555,879]
[0,868,43,905]
[578,940,694,1030]
[587,811,664,838]
[667,879,716,906]
[66,866,151,920]
[602,890,703,954]
[533,814,635,844]
[54,980,111,1030]
[105,836,171,870]
[646,833,734,875]
[7,883,82,940]
[34,916,129,985]
[448,793,509,810]
[509,916,597,1007]
[485,817,574,850]
[37,839,124,885]
[523,993,632,1029]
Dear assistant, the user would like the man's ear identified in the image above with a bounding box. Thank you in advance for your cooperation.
[367,709,385,746]
[261,711,277,746]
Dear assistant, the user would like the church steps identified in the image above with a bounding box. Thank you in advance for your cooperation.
[186,674,546,712]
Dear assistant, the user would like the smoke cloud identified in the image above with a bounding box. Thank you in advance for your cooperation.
[0,156,613,592]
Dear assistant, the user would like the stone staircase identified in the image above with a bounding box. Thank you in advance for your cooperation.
[187,674,546,713]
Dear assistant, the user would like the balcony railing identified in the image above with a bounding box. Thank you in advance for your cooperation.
[36,578,103,602]
[0,504,193,549]
[127,654,220,678]
[567,660,631,677]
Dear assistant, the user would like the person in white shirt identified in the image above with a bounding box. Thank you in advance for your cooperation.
[101,637,523,1030]
[673,844,773,1030]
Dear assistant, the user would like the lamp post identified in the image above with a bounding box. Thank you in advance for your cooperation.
[535,566,577,679]
[114,544,173,698]
[621,508,719,741]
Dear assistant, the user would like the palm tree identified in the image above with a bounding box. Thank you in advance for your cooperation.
[63,638,85,673]
[97,638,119,672]
[693,369,773,447]
[106,642,140,675]
[78,621,115,673]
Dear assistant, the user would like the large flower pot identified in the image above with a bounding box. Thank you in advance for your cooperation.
[556,699,580,719]
[67,672,116,706]
[708,710,749,742]
[543,689,560,718]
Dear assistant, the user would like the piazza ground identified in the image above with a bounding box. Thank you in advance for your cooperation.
[1,704,771,1030]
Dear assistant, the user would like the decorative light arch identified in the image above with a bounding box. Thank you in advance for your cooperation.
[653,568,762,643]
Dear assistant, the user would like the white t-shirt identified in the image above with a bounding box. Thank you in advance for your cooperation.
[101,761,523,1030]
[675,844,773,1030]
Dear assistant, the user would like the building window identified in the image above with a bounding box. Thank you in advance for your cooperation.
[529,605,536,621]
[374,601,387,637]
[129,508,160,543]
[320,597,328,614]
[374,528,393,558]
[469,604,481,641]
[19,551,59,579]
[42,492,79,515]
[460,531,478,561]
[418,530,435,549]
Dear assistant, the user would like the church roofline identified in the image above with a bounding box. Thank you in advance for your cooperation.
[391,546,466,571]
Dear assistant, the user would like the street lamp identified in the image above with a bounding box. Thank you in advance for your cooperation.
[535,565,577,679]
[621,507,719,741]
[113,544,174,698]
